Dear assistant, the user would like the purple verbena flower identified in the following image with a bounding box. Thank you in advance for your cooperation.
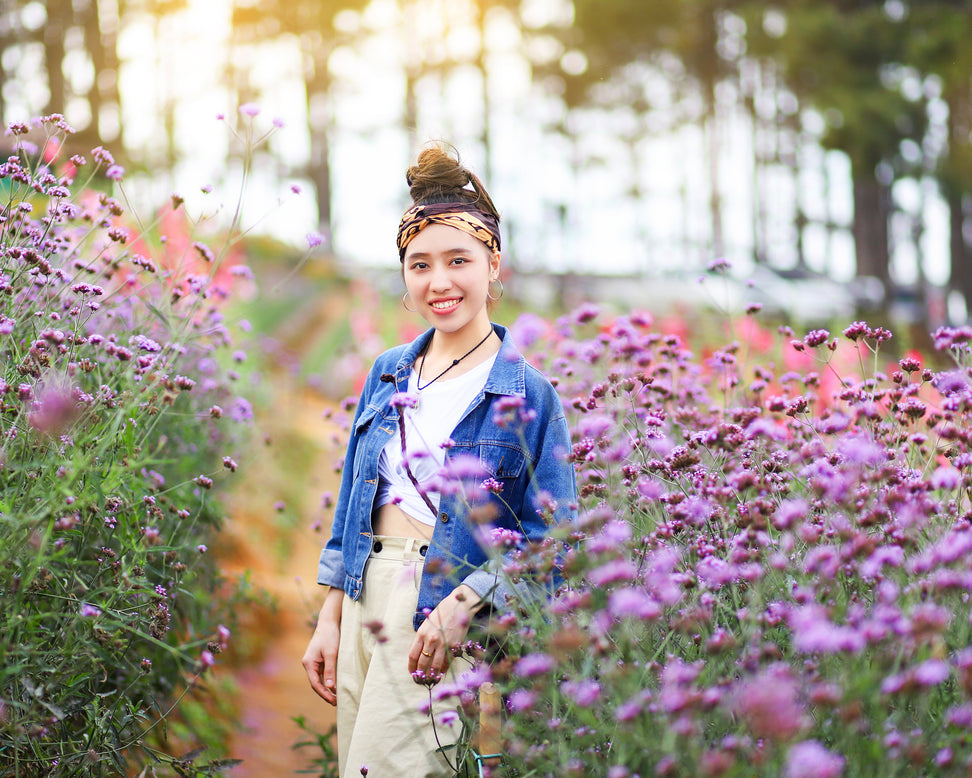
[784,741,845,778]
[585,519,632,553]
[439,454,487,481]
[508,689,537,712]
[510,312,548,348]
[229,397,253,422]
[572,303,600,324]
[561,678,601,707]
[390,392,418,410]
[480,477,504,494]
[514,653,556,678]
[730,663,808,741]
[789,604,865,654]
[933,325,972,351]
[803,329,830,348]
[912,658,950,687]
[485,526,523,549]
[607,587,662,620]
[91,145,114,166]
[931,466,960,491]
[587,559,637,586]
[947,704,972,729]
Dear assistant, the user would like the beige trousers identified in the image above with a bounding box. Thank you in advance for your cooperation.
[337,536,467,778]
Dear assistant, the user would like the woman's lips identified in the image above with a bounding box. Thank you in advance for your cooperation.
[428,298,461,314]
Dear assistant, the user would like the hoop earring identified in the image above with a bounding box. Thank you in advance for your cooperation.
[402,292,417,312]
[487,278,504,302]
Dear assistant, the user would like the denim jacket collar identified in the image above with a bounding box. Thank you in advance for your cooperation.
[392,323,526,399]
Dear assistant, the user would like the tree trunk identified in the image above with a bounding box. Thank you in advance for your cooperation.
[704,109,724,260]
[303,37,333,240]
[944,80,972,323]
[83,0,122,144]
[700,9,723,259]
[0,32,6,129]
[44,0,72,115]
[310,115,332,236]
[851,168,891,288]
[741,62,766,265]
[474,2,492,184]
[404,69,418,154]
[949,190,972,321]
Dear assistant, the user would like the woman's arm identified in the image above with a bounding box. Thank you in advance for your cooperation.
[462,411,577,610]
[317,364,383,588]
[301,586,344,704]
[305,361,388,695]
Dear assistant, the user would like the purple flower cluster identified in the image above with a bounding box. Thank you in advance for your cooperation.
[430,306,972,776]
[0,116,258,772]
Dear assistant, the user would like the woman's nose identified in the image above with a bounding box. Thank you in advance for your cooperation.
[429,266,452,291]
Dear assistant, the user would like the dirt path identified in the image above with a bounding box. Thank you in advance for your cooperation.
[217,380,345,776]
[201,281,368,775]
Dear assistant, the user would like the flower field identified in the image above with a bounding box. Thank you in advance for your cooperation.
[381,303,972,777]
[6,110,972,778]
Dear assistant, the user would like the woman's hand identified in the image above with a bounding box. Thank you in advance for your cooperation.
[408,584,483,681]
[301,588,343,705]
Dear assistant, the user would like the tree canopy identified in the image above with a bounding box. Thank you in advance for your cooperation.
[3,0,971,321]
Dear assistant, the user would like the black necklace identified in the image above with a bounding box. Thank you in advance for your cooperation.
[416,330,493,391]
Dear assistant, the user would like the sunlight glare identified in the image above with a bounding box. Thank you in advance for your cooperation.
[21,2,46,31]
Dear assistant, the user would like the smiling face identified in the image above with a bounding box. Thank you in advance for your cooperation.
[402,222,501,338]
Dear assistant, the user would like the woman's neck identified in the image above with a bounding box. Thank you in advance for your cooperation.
[425,322,495,362]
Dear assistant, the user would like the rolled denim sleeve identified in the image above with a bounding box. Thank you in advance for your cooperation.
[316,367,380,588]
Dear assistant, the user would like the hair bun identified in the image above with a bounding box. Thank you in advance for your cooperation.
[405,144,499,221]
[406,146,469,203]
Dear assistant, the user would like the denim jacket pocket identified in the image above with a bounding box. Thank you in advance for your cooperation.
[479,442,527,481]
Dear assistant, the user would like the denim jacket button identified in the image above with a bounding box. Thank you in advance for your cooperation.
[439,512,449,523]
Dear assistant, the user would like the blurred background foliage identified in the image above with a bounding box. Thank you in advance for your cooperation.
[2,0,972,327]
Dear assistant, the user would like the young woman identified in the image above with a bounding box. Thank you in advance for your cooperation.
[302,145,577,778]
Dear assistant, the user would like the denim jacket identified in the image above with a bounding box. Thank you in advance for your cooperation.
[317,323,577,630]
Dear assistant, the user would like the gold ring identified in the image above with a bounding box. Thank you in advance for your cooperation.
[422,650,432,657]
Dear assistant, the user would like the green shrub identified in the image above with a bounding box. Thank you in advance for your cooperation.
[0,114,267,776]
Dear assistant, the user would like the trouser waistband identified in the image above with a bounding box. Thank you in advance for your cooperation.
[368,535,429,558]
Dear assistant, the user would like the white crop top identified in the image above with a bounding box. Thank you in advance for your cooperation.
[376,353,497,525]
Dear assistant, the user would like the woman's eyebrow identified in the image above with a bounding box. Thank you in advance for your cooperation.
[406,248,474,260]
